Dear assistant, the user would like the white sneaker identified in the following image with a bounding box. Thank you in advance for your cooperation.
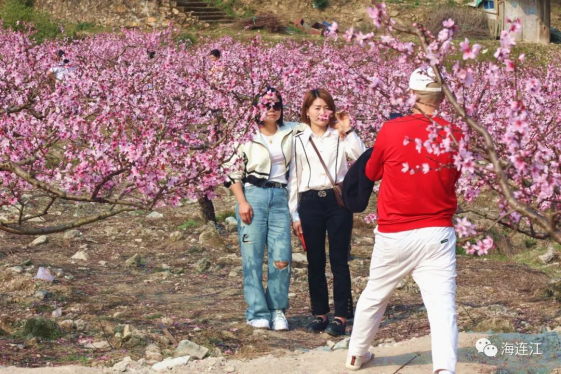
[271,310,289,331]
[247,318,270,329]
[346,351,374,371]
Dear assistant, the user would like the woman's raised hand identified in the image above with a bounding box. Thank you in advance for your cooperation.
[333,111,352,138]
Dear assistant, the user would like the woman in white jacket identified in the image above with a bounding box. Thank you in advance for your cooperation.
[225,87,302,330]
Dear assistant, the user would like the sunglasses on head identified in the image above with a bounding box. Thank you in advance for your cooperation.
[266,102,282,111]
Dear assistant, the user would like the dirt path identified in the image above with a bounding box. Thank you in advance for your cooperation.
[2,332,560,373]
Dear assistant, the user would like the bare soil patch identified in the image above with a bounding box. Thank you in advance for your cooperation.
[0,192,560,370]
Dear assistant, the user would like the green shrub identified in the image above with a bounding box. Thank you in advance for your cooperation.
[19,317,62,339]
[313,0,329,10]
[0,0,61,42]
[75,21,96,31]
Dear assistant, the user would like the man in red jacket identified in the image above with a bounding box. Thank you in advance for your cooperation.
[345,68,461,374]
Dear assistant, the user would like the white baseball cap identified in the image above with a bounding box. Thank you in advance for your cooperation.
[409,68,442,92]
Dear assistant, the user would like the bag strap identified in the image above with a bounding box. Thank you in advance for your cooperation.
[309,137,337,188]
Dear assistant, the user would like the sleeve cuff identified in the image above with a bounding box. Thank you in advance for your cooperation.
[291,212,300,222]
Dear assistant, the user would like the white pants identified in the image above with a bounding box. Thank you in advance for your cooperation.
[348,226,458,374]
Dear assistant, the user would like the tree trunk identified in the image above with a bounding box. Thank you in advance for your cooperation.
[198,196,216,223]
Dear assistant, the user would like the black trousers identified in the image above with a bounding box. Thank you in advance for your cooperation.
[299,189,354,318]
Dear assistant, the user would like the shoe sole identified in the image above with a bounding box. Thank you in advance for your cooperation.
[325,328,345,337]
[345,352,374,371]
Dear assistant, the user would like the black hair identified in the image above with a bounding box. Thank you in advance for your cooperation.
[63,59,70,65]
[57,50,65,58]
[147,50,156,59]
[210,49,221,59]
[253,86,284,127]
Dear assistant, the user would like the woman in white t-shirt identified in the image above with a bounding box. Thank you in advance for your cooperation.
[225,87,301,331]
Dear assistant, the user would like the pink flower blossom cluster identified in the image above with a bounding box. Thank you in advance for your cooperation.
[1,9,560,245]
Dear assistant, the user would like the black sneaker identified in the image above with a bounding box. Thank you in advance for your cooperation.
[325,318,346,336]
[307,316,329,333]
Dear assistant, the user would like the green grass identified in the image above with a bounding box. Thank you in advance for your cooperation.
[0,0,107,42]
[146,313,163,320]
[175,31,197,45]
[0,0,61,42]
[216,210,235,222]
[75,22,96,31]
[285,25,305,35]
[179,219,200,230]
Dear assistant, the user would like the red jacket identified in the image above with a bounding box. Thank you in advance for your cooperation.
[365,114,461,233]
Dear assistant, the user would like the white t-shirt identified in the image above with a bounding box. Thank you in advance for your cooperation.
[261,132,287,184]
[49,61,72,81]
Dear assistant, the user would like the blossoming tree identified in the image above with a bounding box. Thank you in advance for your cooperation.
[1,9,560,253]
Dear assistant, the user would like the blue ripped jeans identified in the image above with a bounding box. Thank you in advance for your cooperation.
[236,185,292,322]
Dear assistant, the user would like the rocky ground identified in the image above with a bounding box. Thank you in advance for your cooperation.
[1,189,561,372]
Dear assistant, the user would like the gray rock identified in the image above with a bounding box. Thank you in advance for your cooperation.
[313,346,333,352]
[112,356,133,372]
[30,235,48,247]
[396,278,407,290]
[175,339,209,359]
[473,318,515,333]
[199,227,225,249]
[59,320,74,331]
[123,324,133,339]
[541,278,561,302]
[86,340,110,349]
[224,216,238,229]
[124,332,147,348]
[74,319,88,332]
[146,212,164,220]
[71,250,89,261]
[34,290,51,300]
[197,258,211,273]
[292,253,307,263]
[145,343,160,353]
[54,268,64,277]
[152,356,190,371]
[539,247,559,264]
[9,266,24,274]
[169,231,184,241]
[228,271,238,277]
[63,230,82,240]
[333,337,350,350]
[125,254,142,268]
